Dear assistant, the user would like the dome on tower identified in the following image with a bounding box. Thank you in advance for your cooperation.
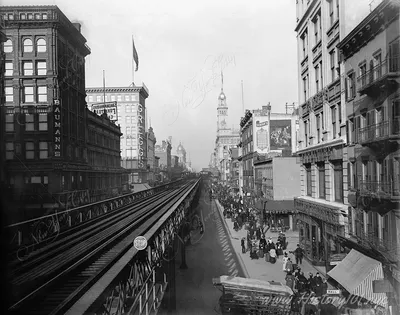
[177,142,186,153]
[218,91,226,100]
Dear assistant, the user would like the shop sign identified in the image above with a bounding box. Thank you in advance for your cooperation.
[137,103,145,169]
[301,145,343,164]
[327,289,341,294]
[91,101,118,121]
[53,99,61,158]
[294,198,340,225]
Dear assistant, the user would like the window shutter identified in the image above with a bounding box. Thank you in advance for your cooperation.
[346,120,349,143]
[352,75,356,97]
[344,77,348,100]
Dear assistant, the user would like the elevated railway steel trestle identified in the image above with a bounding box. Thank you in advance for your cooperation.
[7,177,202,315]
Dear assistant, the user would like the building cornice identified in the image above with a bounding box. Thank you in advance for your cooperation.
[86,86,149,98]
[338,0,399,60]
[296,138,344,155]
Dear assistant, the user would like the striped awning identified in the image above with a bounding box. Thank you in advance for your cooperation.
[255,200,295,214]
[328,249,388,308]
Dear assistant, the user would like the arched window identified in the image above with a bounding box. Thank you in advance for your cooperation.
[23,38,33,52]
[37,38,46,52]
[4,39,13,53]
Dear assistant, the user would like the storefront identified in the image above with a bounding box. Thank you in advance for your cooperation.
[255,199,296,231]
[294,197,348,267]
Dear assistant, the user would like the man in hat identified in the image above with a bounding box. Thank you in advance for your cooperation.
[294,244,304,265]
[282,252,289,272]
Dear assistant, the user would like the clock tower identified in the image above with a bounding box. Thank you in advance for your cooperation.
[217,71,228,132]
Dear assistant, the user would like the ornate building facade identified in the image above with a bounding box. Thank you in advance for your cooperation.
[336,1,400,312]
[1,6,92,219]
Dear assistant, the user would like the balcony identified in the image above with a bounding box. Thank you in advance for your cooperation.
[357,58,400,95]
[358,179,399,199]
[327,78,341,102]
[358,119,400,145]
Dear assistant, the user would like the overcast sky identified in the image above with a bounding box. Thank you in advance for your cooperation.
[3,0,299,170]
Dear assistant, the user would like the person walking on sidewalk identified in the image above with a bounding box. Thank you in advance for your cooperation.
[293,244,304,265]
[269,247,277,264]
[285,257,293,273]
[241,237,246,254]
[282,252,289,272]
[285,271,295,290]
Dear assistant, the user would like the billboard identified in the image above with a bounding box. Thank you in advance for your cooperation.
[270,120,291,150]
[253,116,270,153]
[91,101,118,121]
[137,103,146,169]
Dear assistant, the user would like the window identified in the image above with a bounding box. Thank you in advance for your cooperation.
[42,13,48,19]
[329,0,334,25]
[126,126,131,134]
[111,95,116,101]
[23,38,33,52]
[313,14,321,45]
[4,39,13,53]
[304,120,309,146]
[331,106,336,138]
[6,114,14,132]
[5,87,13,102]
[26,142,35,159]
[126,138,132,146]
[126,148,134,158]
[316,114,321,143]
[25,114,35,131]
[374,53,382,78]
[6,142,14,160]
[346,72,356,100]
[338,103,342,124]
[23,61,33,75]
[38,86,47,102]
[5,61,13,76]
[39,113,48,131]
[126,116,131,124]
[336,0,339,20]
[334,162,344,202]
[315,65,320,92]
[303,75,308,102]
[39,141,48,159]
[306,164,312,196]
[96,96,102,102]
[126,104,132,112]
[359,63,367,86]
[318,163,325,199]
[301,30,308,59]
[20,13,26,20]
[330,50,336,82]
[37,61,47,75]
[24,87,34,102]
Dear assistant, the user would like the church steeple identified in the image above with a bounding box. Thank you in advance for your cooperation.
[217,71,228,131]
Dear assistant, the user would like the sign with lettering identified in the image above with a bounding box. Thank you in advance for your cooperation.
[294,198,341,226]
[53,99,61,158]
[137,103,145,169]
[91,101,118,121]
[253,116,270,153]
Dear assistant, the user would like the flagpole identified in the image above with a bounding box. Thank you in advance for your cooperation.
[132,35,135,86]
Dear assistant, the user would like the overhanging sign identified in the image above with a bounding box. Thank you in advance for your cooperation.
[53,99,61,158]
[91,101,118,121]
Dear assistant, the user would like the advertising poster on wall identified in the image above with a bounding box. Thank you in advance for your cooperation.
[91,101,118,121]
[270,120,291,150]
[137,103,146,169]
[253,116,270,153]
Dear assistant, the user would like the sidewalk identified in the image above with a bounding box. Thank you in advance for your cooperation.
[215,200,335,289]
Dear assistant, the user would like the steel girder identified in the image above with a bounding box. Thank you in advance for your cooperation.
[80,180,201,315]
[6,180,182,258]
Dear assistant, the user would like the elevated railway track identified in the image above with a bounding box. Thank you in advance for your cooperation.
[7,177,202,315]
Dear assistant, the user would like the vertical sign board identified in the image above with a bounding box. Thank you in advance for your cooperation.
[253,115,270,154]
[137,103,145,168]
[53,99,62,158]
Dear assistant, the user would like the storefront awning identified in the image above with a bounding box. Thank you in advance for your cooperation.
[327,249,387,308]
[255,200,295,214]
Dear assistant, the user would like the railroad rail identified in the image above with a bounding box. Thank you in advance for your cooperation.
[5,180,183,252]
[9,179,201,315]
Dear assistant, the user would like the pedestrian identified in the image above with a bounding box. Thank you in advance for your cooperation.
[307,272,316,293]
[241,237,246,254]
[269,247,277,264]
[286,257,293,273]
[314,273,323,297]
[285,271,295,290]
[282,252,289,272]
[294,244,304,265]
[321,278,328,296]
[296,271,307,293]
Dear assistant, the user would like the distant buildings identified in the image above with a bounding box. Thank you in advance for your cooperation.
[86,85,149,184]
[213,75,240,182]
[146,127,156,184]
[155,140,172,182]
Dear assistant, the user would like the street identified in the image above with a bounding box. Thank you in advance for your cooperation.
[159,192,245,315]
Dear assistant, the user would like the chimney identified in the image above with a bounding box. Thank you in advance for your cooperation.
[72,23,81,33]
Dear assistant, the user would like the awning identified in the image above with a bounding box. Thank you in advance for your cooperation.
[255,200,295,214]
[327,249,388,308]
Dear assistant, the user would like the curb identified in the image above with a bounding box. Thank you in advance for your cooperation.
[214,200,251,279]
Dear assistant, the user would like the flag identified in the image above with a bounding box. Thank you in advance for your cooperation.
[132,36,139,72]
